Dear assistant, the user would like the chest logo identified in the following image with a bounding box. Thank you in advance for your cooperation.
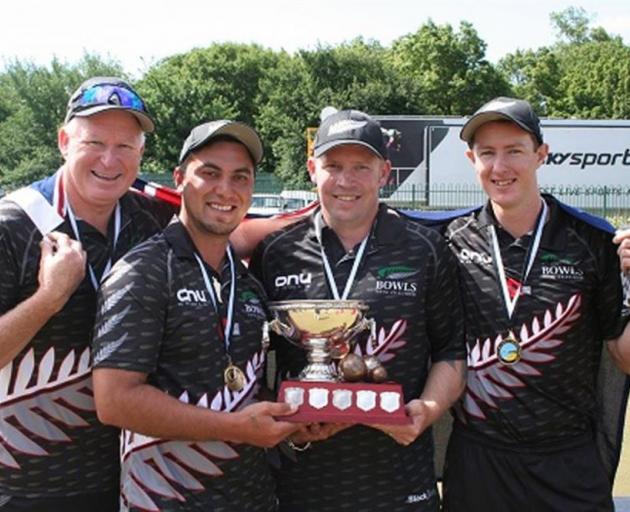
[539,253,584,281]
[274,272,312,289]
[457,248,492,266]
[375,265,418,296]
[176,288,208,304]
[241,290,266,318]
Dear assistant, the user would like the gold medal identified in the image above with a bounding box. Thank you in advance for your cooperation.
[497,336,521,365]
[224,364,246,391]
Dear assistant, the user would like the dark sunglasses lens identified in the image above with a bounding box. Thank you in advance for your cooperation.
[79,85,145,112]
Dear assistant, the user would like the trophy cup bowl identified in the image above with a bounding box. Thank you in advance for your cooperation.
[267,299,370,382]
[267,299,411,425]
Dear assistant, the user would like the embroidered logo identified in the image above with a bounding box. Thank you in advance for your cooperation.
[375,266,418,296]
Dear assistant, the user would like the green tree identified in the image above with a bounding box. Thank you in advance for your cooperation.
[390,20,511,115]
[551,39,630,118]
[499,8,629,119]
[136,43,279,174]
[497,48,561,115]
[256,39,423,186]
[0,54,124,187]
[550,6,594,44]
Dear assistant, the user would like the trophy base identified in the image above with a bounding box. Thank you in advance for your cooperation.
[277,380,411,425]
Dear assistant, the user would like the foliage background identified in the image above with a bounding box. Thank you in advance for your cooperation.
[0,7,628,189]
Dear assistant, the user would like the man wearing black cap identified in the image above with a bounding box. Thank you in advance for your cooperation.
[439,97,629,511]
[249,109,466,512]
[0,77,174,511]
[91,120,301,511]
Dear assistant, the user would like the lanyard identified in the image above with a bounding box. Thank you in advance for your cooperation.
[489,200,548,319]
[314,212,369,300]
[194,247,236,354]
[66,201,121,291]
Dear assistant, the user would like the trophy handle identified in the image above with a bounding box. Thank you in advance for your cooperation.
[268,318,294,338]
[345,316,376,343]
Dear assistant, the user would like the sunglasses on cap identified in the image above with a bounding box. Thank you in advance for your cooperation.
[71,83,147,113]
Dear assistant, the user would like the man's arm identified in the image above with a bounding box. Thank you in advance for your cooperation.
[93,368,301,448]
[0,232,85,368]
[607,324,630,374]
[231,203,318,259]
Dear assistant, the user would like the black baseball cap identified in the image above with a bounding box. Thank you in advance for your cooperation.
[65,77,154,132]
[178,120,263,165]
[313,109,388,159]
[460,97,543,145]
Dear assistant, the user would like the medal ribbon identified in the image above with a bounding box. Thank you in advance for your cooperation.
[314,212,369,300]
[65,194,121,291]
[489,200,548,319]
[194,247,236,357]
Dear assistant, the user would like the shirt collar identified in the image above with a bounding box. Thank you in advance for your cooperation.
[475,194,566,250]
[163,220,247,276]
[307,203,408,251]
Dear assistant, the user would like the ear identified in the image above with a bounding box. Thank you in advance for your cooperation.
[173,166,185,192]
[465,148,476,165]
[378,160,392,188]
[307,157,317,184]
[58,126,70,160]
[536,143,549,166]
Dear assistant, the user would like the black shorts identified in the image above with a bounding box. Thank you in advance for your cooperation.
[442,430,613,512]
[0,489,118,512]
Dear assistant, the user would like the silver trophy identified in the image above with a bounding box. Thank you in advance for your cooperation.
[267,300,375,382]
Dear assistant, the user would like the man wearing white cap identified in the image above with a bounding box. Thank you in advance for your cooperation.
[0,77,174,511]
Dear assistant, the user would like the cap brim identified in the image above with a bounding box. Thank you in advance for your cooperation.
[313,139,385,159]
[460,112,534,144]
[70,105,155,133]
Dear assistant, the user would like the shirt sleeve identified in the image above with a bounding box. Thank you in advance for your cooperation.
[0,206,31,315]
[425,234,467,362]
[595,232,627,341]
[92,243,168,373]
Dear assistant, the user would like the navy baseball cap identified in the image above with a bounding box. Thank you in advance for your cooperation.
[65,77,154,133]
[178,120,263,165]
[460,97,543,145]
[313,109,388,159]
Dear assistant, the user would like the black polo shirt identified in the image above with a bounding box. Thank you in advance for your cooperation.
[0,174,173,499]
[250,204,465,512]
[445,194,625,450]
[92,220,275,512]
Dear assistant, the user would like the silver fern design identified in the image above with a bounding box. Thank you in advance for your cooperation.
[353,319,407,363]
[120,349,266,511]
[0,347,93,469]
[461,293,582,421]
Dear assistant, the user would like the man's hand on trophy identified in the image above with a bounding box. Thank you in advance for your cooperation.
[369,399,429,446]
[230,401,302,448]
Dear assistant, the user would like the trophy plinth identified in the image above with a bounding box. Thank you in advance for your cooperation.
[268,300,410,425]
